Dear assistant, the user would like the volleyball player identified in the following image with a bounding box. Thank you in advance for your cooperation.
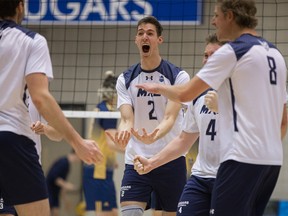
[134,33,224,216]
[0,1,103,216]
[83,71,120,216]
[136,1,287,215]
[106,16,190,216]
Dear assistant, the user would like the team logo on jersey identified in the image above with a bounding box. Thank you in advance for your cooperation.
[159,75,164,82]
[137,88,161,97]
[200,104,217,115]
[146,76,153,80]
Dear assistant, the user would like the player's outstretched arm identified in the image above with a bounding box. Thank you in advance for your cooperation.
[136,76,210,103]
[26,73,103,165]
[134,131,199,175]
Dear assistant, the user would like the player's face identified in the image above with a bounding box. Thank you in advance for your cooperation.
[135,23,163,58]
[202,43,221,65]
[211,5,231,42]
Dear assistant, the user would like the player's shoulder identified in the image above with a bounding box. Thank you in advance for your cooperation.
[120,63,142,89]
[229,34,277,60]
[158,59,188,85]
[123,63,141,77]
[1,20,39,39]
[160,59,183,73]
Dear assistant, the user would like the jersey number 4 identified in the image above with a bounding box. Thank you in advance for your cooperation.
[206,119,216,141]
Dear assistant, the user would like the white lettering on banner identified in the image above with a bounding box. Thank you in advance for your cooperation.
[51,0,80,21]
[110,0,130,21]
[131,1,152,20]
[81,0,106,20]
[25,0,153,22]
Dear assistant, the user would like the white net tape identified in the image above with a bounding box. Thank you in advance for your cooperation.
[63,111,120,119]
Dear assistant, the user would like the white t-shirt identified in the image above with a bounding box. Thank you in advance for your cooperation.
[117,59,190,164]
[0,20,53,142]
[197,34,287,165]
[183,91,220,178]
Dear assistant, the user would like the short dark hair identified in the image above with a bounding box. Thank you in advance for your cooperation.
[0,0,22,19]
[137,16,163,36]
[216,0,258,29]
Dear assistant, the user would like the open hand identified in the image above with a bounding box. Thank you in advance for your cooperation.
[105,130,130,150]
[131,128,160,144]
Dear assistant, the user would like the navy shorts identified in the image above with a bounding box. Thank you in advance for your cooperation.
[0,132,48,205]
[120,156,187,212]
[0,197,16,215]
[150,191,161,210]
[210,160,281,216]
[177,175,215,216]
[83,165,117,211]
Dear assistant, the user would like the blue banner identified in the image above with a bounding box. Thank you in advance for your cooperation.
[23,0,202,25]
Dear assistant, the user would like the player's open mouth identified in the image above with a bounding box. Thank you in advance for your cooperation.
[142,45,150,53]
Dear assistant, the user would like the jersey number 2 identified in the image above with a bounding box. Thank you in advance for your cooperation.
[148,100,157,120]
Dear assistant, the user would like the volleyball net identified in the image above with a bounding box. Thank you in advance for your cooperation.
[23,0,288,118]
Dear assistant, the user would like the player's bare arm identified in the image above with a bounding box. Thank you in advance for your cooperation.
[134,131,199,175]
[31,121,63,142]
[106,104,133,149]
[281,104,287,140]
[136,76,210,103]
[26,73,103,165]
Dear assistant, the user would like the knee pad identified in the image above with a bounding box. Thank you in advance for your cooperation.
[121,205,144,216]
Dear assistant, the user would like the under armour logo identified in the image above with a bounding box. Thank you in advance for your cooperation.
[146,76,153,80]
[210,209,215,214]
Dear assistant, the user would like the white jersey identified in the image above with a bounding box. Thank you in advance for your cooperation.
[197,34,287,165]
[117,59,190,164]
[183,91,220,178]
[0,20,52,141]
